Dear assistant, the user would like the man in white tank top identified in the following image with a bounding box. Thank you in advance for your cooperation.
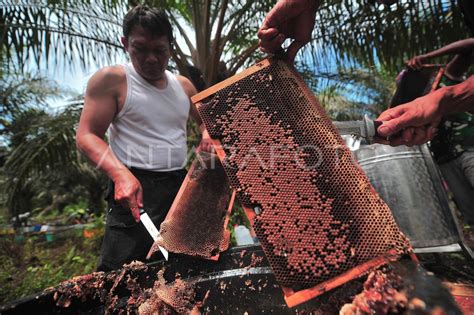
[76,5,212,271]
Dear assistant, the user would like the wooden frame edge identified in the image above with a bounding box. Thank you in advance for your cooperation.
[283,249,400,307]
[191,59,271,103]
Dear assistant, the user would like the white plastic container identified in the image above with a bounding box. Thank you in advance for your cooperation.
[234,225,255,246]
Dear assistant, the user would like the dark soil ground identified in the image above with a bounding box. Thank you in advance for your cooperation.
[421,227,474,285]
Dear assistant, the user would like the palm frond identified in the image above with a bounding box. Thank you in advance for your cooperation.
[4,106,81,216]
[308,0,469,74]
[1,0,126,71]
[305,66,397,120]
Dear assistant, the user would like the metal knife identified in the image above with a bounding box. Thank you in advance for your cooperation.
[139,208,169,261]
[333,115,383,151]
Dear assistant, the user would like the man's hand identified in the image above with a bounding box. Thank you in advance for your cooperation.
[113,169,143,222]
[375,93,442,146]
[406,54,429,70]
[258,0,320,63]
[198,129,214,153]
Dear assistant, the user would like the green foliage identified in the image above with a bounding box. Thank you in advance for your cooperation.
[0,209,8,225]
[3,104,83,217]
[1,72,60,128]
[88,213,106,232]
[185,119,201,167]
[63,200,88,219]
[1,0,126,71]
[0,65,103,219]
[30,200,98,225]
[0,228,103,304]
[0,74,108,218]
[311,0,469,74]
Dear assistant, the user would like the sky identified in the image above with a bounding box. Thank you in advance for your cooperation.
[44,54,127,111]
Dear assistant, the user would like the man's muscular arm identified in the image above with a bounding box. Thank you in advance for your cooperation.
[76,66,142,221]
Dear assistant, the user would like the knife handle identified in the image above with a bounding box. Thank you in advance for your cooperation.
[373,120,404,140]
[373,120,383,137]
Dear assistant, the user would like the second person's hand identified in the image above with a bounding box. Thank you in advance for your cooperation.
[375,93,442,146]
[406,54,429,70]
[258,0,320,64]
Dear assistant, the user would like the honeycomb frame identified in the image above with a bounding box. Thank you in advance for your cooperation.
[192,58,413,307]
[157,151,235,261]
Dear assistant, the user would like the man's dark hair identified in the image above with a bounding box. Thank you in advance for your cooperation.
[123,5,173,44]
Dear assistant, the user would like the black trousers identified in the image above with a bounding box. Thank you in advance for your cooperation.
[96,168,187,272]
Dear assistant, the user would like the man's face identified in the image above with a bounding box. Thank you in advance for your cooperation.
[121,25,171,82]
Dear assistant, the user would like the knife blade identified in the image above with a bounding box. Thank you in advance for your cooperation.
[333,115,383,150]
[139,208,169,261]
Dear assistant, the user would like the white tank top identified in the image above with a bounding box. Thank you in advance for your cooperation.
[108,63,190,171]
